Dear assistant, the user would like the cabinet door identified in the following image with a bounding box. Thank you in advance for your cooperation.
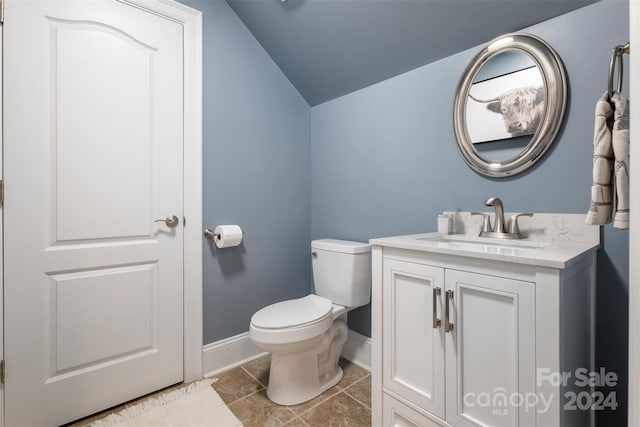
[445,270,535,427]
[383,393,445,427]
[383,259,445,419]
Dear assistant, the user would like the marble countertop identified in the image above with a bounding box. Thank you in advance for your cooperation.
[369,232,599,269]
[369,211,604,270]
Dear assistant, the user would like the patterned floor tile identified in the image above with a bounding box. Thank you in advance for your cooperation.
[335,358,370,390]
[282,417,310,426]
[299,393,371,427]
[242,354,271,387]
[228,389,296,427]
[344,375,371,408]
[288,385,341,415]
[212,366,263,404]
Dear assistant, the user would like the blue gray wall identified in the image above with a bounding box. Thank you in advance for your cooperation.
[181,0,312,344]
[310,1,628,424]
[179,0,627,422]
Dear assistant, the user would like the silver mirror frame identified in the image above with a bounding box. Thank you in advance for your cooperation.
[453,33,567,177]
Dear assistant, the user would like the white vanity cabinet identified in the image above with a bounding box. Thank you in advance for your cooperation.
[370,228,598,427]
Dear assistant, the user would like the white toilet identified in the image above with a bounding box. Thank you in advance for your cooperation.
[249,239,371,406]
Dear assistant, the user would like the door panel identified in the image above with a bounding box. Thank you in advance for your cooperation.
[383,259,445,419]
[4,1,184,425]
[52,263,157,373]
[54,16,156,241]
[445,270,536,427]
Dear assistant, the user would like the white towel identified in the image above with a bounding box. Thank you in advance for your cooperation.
[586,92,614,225]
[611,92,630,229]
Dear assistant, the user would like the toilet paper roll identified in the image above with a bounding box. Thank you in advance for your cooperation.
[214,225,243,249]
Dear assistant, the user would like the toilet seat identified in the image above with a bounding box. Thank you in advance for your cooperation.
[250,295,334,344]
[252,294,332,329]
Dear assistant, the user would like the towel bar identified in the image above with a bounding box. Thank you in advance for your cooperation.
[608,42,630,100]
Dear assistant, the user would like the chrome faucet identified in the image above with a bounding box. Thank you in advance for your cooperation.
[471,197,532,239]
[485,197,506,234]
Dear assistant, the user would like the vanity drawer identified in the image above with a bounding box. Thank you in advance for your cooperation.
[383,393,448,427]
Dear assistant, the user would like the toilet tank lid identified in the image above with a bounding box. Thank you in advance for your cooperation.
[311,239,371,254]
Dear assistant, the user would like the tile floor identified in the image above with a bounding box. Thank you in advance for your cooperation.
[215,355,371,427]
[68,355,371,427]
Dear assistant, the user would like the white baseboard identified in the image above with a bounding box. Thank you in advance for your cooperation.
[343,329,372,371]
[202,328,372,377]
[202,332,267,377]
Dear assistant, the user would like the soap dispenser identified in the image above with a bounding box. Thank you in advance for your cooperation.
[437,213,453,234]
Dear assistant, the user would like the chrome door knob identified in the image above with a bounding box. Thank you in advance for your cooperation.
[155,215,179,228]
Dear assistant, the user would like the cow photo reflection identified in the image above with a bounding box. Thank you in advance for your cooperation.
[466,59,545,144]
[453,33,567,177]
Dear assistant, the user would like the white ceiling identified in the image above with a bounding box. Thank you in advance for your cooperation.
[226,0,599,105]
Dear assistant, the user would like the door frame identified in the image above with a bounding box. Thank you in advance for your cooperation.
[0,3,203,423]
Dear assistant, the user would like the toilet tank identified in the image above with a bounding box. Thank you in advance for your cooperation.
[311,239,371,308]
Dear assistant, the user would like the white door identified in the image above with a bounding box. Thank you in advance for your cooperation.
[4,1,185,425]
[445,269,536,427]
[382,259,445,419]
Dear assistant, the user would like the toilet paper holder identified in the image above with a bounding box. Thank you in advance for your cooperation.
[203,228,217,239]
[203,228,245,239]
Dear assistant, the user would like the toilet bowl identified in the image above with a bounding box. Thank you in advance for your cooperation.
[249,239,371,406]
[250,295,349,405]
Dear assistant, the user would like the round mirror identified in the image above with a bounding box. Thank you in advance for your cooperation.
[453,33,567,177]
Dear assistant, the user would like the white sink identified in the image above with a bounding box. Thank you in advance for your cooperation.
[416,234,548,254]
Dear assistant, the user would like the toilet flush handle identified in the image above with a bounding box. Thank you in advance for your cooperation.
[311,252,318,258]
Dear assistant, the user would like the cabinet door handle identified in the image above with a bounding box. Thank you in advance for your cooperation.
[432,287,441,328]
[445,290,454,333]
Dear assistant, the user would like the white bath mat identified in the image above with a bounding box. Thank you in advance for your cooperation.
[88,378,243,427]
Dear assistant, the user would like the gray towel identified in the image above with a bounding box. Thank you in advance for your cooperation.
[586,92,614,225]
[585,91,630,229]
[612,92,629,229]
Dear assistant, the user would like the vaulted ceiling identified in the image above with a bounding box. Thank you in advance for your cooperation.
[227,0,599,105]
